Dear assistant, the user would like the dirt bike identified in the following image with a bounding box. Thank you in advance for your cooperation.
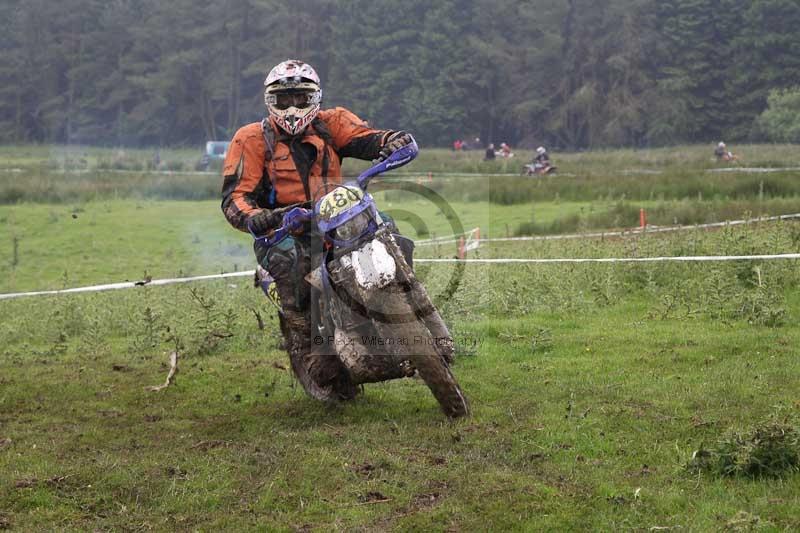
[522,161,557,176]
[715,150,740,163]
[253,142,469,418]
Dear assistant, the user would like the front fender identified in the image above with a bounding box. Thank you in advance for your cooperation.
[344,239,397,290]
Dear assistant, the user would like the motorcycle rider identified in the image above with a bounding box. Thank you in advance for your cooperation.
[534,146,551,168]
[714,141,734,161]
[221,59,415,391]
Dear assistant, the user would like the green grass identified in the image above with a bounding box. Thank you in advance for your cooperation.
[1,277,799,529]
[0,144,204,172]
[3,197,800,293]
[3,144,800,207]
[2,145,800,529]
[0,198,650,292]
[0,201,251,292]
[1,142,796,171]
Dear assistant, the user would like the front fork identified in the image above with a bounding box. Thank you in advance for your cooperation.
[379,232,455,364]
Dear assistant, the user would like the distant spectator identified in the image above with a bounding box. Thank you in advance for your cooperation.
[484,143,496,161]
[197,152,210,171]
[152,148,161,169]
[499,142,513,158]
[453,139,463,151]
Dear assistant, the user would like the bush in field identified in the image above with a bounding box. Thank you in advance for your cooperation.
[757,88,800,143]
[689,415,800,478]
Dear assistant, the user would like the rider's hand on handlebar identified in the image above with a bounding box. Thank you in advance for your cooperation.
[377,131,415,162]
[247,209,283,236]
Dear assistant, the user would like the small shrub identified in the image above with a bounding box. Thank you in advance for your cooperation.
[530,328,553,354]
[689,416,800,478]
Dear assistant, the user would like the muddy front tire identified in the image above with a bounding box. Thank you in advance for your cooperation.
[327,233,470,417]
[403,320,470,418]
[364,285,469,418]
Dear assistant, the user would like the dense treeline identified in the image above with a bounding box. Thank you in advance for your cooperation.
[1,0,799,149]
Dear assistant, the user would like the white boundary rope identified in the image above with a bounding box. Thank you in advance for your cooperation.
[0,271,254,301]
[708,167,800,173]
[416,254,800,264]
[2,213,800,301]
[3,253,800,301]
[4,166,797,177]
[0,167,213,176]
[415,213,800,246]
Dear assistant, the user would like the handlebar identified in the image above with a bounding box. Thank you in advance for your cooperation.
[357,139,419,190]
[249,203,314,248]
[252,139,419,247]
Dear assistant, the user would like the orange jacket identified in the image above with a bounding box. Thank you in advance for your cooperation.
[221,107,391,232]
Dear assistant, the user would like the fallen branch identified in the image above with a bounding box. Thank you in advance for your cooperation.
[146,351,179,392]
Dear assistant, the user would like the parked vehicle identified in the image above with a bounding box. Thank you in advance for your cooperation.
[196,141,230,171]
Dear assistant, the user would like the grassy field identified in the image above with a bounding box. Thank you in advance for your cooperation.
[2,143,799,175]
[4,145,800,239]
[0,198,595,292]
[5,196,798,293]
[1,220,799,530]
[2,145,800,530]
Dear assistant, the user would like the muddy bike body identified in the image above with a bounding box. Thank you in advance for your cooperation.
[254,143,469,418]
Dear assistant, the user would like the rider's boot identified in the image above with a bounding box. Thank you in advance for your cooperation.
[277,290,357,401]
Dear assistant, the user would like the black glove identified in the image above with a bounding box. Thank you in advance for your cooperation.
[247,209,282,236]
[378,131,414,162]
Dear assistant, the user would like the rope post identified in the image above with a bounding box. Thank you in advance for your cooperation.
[458,237,465,259]
[640,208,647,229]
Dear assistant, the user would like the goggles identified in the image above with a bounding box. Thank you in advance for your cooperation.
[266,88,321,110]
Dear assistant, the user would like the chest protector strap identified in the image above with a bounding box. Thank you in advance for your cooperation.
[261,118,335,203]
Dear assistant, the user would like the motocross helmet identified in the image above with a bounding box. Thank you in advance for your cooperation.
[718,142,726,148]
[264,59,322,136]
[537,146,546,155]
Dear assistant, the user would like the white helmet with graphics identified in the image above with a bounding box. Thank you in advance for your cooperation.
[264,59,322,136]
[537,146,546,155]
